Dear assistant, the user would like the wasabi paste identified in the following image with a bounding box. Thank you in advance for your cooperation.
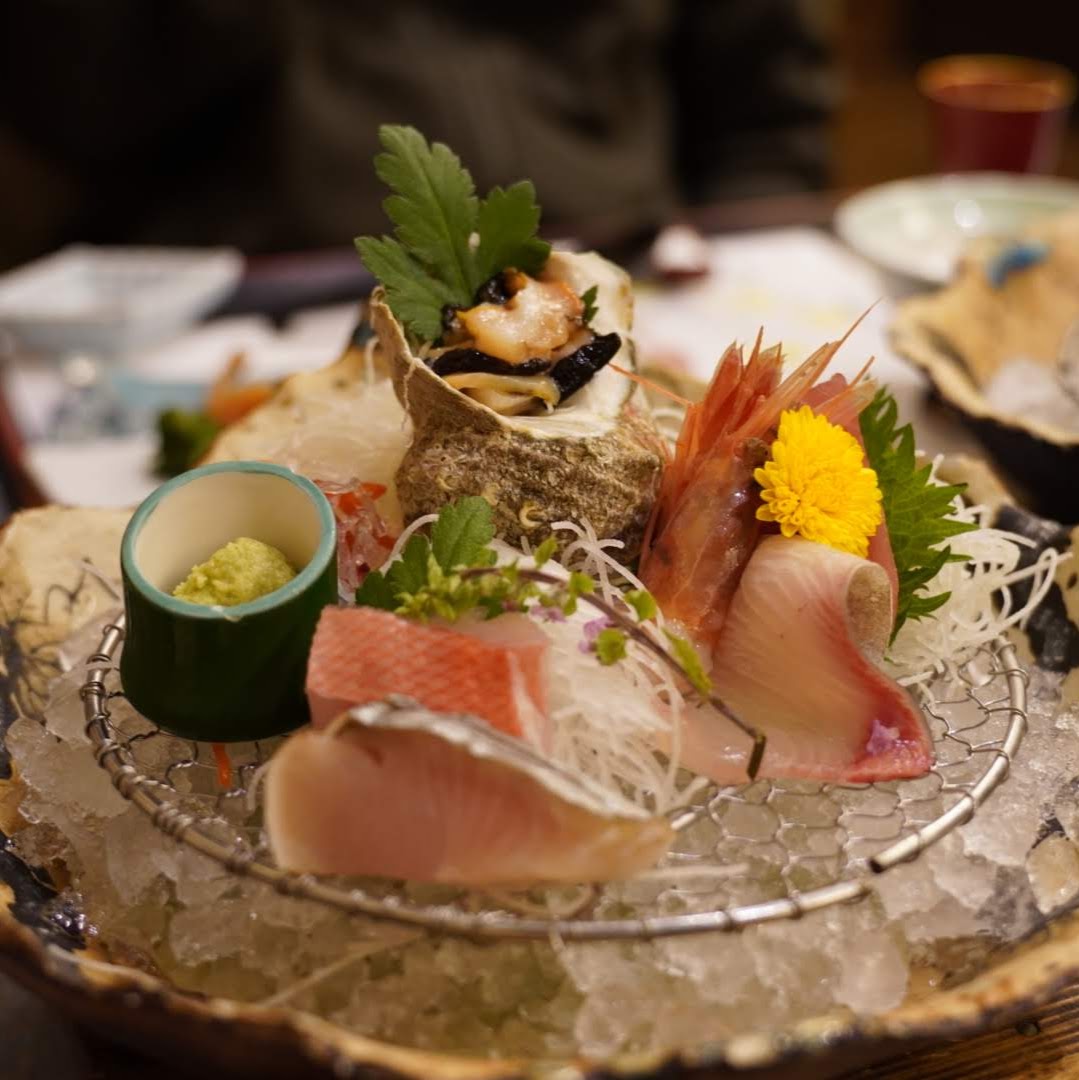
[173,537,296,607]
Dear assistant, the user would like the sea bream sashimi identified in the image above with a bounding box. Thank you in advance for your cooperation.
[265,697,675,884]
[677,537,933,783]
[306,606,550,741]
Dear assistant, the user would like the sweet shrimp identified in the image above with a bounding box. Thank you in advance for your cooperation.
[639,323,872,655]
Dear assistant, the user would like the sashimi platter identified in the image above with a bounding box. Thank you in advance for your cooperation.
[4,127,1079,1078]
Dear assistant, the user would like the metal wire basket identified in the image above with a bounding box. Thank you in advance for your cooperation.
[80,616,1028,942]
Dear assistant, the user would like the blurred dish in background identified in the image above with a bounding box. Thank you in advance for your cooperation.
[0,246,242,358]
[919,55,1076,174]
[835,172,1079,284]
[892,208,1079,521]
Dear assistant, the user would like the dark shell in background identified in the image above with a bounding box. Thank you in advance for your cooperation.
[890,223,1079,526]
[994,504,1079,674]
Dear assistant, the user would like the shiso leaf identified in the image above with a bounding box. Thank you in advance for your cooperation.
[474,181,551,282]
[858,387,977,637]
[431,495,497,573]
[372,124,479,304]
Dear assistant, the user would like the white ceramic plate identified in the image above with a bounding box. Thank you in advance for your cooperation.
[0,245,243,358]
[834,173,1079,284]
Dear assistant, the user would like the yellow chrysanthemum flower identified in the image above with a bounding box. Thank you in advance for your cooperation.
[754,405,883,558]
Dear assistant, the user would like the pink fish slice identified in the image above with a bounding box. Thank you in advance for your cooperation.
[680,536,933,784]
[306,607,550,741]
[265,697,674,885]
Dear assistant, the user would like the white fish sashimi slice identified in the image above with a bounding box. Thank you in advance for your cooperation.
[265,697,674,885]
[681,537,933,784]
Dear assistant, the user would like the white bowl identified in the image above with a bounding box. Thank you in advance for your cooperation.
[0,245,243,358]
[834,173,1079,284]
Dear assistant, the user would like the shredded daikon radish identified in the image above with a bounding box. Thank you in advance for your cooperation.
[493,529,696,813]
[887,495,1064,686]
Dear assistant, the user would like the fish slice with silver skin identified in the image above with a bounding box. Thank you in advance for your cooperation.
[265,696,675,885]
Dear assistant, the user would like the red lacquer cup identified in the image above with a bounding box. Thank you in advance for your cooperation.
[919,54,1076,174]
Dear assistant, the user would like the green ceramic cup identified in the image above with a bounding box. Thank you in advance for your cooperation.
[120,461,338,741]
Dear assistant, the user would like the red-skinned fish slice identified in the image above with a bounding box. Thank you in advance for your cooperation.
[306,607,550,742]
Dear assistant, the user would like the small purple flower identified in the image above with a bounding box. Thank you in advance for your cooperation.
[578,616,614,654]
[535,606,567,624]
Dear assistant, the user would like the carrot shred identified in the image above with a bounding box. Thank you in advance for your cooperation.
[212,742,233,789]
[609,363,693,408]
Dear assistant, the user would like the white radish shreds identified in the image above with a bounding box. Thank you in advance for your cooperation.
[887,497,1064,687]
[496,526,693,814]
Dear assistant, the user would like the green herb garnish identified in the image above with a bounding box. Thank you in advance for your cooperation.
[356,498,763,777]
[355,125,551,342]
[580,285,599,326]
[154,408,220,478]
[859,387,976,637]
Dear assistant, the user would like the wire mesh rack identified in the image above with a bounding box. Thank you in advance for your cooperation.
[80,615,1028,942]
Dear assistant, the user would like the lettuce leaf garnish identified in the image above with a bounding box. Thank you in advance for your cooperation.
[859,387,976,638]
[355,125,551,342]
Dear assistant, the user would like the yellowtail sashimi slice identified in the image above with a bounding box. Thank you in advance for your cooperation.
[265,697,674,885]
[681,536,933,783]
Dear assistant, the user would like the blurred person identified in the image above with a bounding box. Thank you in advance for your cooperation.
[0,1,835,269]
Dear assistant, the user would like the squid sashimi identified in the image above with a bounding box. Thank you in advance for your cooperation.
[265,699,674,884]
[678,537,932,784]
[639,330,857,653]
[306,606,549,741]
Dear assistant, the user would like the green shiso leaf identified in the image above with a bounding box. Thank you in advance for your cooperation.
[355,125,550,343]
[858,387,977,638]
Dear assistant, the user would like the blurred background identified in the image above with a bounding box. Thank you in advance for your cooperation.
[1,0,1078,524]
[2,0,1077,270]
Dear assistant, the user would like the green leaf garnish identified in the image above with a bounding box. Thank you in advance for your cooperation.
[356,125,551,342]
[624,589,657,622]
[353,568,398,611]
[430,495,496,573]
[373,125,480,304]
[532,535,558,568]
[859,387,977,638]
[595,628,628,665]
[474,182,551,283]
[353,235,459,345]
[664,631,713,697]
[580,285,599,326]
